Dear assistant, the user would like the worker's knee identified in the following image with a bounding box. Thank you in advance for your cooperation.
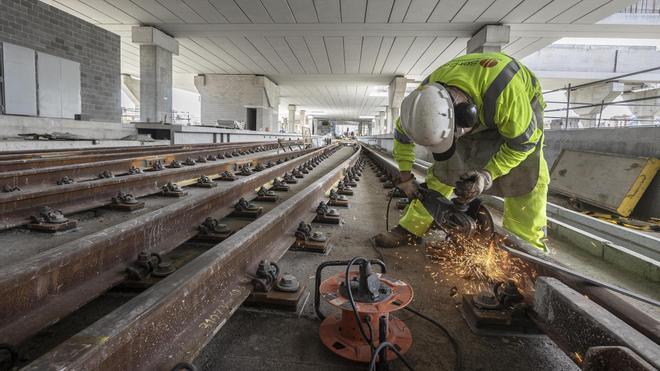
[399,199,434,236]
[503,181,548,251]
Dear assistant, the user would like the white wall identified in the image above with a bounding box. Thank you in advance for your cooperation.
[194,74,279,132]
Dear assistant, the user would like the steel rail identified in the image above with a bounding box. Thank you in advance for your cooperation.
[0,142,282,191]
[0,145,310,230]
[0,141,301,172]
[0,140,300,160]
[0,141,266,163]
[24,145,361,370]
[0,143,199,160]
[0,144,338,346]
[360,144,660,342]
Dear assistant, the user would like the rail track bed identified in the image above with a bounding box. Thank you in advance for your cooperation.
[0,142,362,369]
[3,142,656,370]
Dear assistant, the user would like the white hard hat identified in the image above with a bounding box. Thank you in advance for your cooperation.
[400,83,455,154]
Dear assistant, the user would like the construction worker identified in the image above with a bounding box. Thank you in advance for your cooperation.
[374,52,549,251]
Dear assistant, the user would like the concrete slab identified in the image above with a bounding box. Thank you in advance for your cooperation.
[0,140,168,151]
[549,150,658,217]
[533,277,660,368]
[0,115,136,140]
[133,123,323,146]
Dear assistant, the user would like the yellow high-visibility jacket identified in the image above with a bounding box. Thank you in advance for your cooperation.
[393,52,545,181]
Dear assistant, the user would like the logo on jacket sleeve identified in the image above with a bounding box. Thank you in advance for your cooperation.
[479,59,499,68]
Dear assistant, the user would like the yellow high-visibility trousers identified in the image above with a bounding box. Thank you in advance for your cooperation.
[398,155,550,251]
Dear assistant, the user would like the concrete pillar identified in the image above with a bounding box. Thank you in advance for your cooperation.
[466,25,510,54]
[387,76,407,133]
[377,112,386,134]
[132,26,179,123]
[387,107,398,134]
[288,105,296,133]
[121,74,140,108]
[622,87,660,127]
[255,76,280,132]
[569,82,624,128]
[298,110,306,133]
[194,74,280,131]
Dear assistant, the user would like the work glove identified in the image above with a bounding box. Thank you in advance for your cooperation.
[454,170,492,203]
[396,172,419,199]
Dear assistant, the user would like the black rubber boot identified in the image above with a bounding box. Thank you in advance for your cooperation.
[374,225,423,248]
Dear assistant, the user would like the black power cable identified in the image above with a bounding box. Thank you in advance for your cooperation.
[385,187,395,231]
[345,256,375,349]
[344,257,414,370]
[404,306,463,371]
[377,166,463,371]
[368,342,415,371]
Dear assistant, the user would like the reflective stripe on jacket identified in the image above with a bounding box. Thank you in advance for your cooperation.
[393,52,545,180]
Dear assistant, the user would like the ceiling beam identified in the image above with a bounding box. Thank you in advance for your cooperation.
[128,23,481,38]
[101,22,660,41]
[269,74,394,86]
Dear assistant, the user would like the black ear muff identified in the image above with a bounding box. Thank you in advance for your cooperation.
[454,102,478,128]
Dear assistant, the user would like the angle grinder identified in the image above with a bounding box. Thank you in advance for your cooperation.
[416,184,494,239]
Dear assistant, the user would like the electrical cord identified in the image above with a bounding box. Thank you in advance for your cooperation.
[365,315,375,349]
[345,257,375,350]
[345,257,416,371]
[368,342,415,371]
[404,306,463,371]
[380,180,463,371]
[385,187,395,231]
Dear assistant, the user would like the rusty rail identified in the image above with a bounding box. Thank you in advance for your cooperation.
[0,141,301,172]
[0,143,200,160]
[0,145,311,230]
[0,142,281,191]
[23,144,360,370]
[0,144,338,346]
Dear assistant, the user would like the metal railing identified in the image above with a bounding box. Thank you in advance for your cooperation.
[121,107,201,125]
[542,66,660,129]
[620,0,660,13]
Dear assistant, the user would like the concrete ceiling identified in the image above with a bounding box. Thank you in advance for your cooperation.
[42,0,638,119]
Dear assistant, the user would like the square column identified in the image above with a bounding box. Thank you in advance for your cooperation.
[466,25,510,54]
[288,105,296,133]
[132,27,179,123]
[298,110,306,133]
[387,76,407,133]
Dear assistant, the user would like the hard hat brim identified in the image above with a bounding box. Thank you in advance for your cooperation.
[422,129,454,154]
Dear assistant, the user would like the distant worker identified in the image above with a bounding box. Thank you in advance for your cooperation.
[375,52,549,251]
